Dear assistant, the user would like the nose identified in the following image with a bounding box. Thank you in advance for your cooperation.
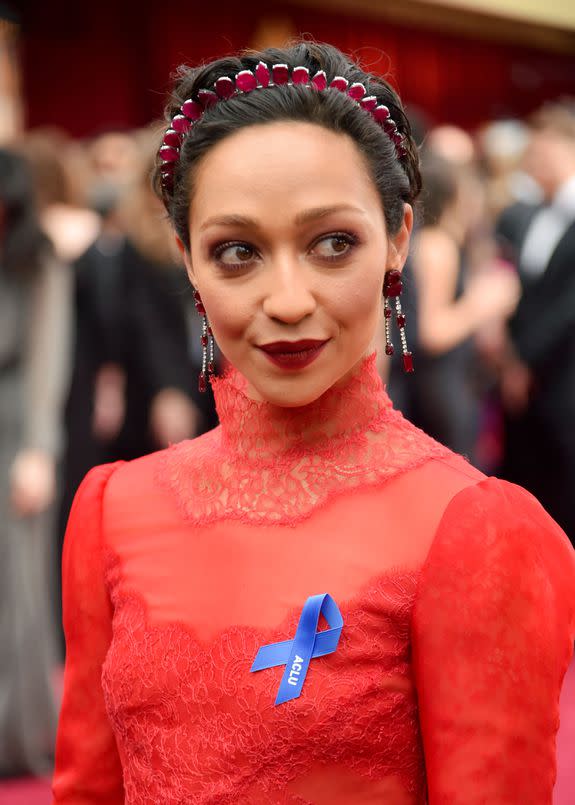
[262,260,317,324]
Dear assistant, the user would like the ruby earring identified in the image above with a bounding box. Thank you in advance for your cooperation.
[383,270,414,373]
[194,290,215,392]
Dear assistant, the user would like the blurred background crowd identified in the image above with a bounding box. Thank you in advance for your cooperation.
[1,0,574,800]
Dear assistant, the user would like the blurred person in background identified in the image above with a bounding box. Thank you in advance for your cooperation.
[497,101,575,544]
[118,130,218,450]
[23,128,100,263]
[408,153,519,461]
[478,119,542,220]
[0,148,71,776]
[57,129,139,523]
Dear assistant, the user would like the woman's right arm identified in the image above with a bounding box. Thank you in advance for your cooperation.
[52,463,125,805]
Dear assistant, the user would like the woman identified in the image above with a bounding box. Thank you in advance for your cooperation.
[409,155,519,461]
[52,43,575,804]
[0,149,70,776]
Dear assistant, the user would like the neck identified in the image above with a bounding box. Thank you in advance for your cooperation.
[211,353,392,461]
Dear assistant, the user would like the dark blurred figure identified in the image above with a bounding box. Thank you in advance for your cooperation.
[0,149,71,776]
[497,101,575,544]
[401,152,519,461]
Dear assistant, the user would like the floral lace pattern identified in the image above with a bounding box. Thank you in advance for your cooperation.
[102,552,427,805]
[158,355,452,526]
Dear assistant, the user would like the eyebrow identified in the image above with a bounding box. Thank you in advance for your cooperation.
[199,204,365,232]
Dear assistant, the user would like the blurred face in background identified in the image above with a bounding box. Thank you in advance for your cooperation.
[182,121,411,407]
[86,132,141,218]
[523,128,575,200]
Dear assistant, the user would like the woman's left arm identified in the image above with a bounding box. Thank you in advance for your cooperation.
[412,478,575,804]
[10,255,72,515]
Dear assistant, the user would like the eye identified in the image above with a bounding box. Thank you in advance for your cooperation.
[310,232,358,261]
[213,241,258,269]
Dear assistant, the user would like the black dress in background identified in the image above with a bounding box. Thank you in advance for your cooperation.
[388,254,480,465]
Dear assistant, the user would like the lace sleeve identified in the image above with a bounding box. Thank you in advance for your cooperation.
[412,478,575,804]
[52,463,125,804]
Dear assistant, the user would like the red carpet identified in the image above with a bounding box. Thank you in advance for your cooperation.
[2,658,575,804]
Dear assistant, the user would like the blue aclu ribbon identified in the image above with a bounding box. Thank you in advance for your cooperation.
[250,593,344,705]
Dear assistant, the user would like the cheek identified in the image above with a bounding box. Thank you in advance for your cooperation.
[331,269,384,332]
[199,284,251,351]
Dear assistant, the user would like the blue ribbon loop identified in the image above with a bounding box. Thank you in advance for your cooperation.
[250,593,344,705]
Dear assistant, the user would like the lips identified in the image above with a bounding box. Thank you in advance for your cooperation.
[257,339,329,370]
[259,339,327,354]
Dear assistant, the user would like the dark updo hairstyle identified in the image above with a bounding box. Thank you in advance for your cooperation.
[153,41,421,250]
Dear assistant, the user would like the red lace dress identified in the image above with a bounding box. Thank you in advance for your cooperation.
[52,356,575,805]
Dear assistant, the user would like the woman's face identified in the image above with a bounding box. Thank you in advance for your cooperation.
[182,121,412,406]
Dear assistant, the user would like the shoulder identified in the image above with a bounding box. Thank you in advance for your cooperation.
[414,226,458,261]
[100,428,221,521]
[422,476,575,619]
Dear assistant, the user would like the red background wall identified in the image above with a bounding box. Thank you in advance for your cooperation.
[21,0,575,137]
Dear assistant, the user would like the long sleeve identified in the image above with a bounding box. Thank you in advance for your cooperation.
[412,478,575,804]
[23,254,72,456]
[52,463,125,804]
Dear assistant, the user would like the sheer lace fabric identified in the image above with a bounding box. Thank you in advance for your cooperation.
[158,355,452,525]
[52,358,575,805]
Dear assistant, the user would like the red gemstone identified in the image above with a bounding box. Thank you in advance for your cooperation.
[201,334,208,347]
[372,105,390,123]
[392,131,403,145]
[182,99,203,120]
[208,361,215,374]
[397,313,406,327]
[236,70,257,92]
[348,82,366,100]
[330,76,349,92]
[171,115,191,134]
[311,70,327,90]
[163,129,181,148]
[384,307,392,319]
[194,291,206,315]
[384,270,403,298]
[198,373,207,393]
[402,352,414,373]
[360,95,377,111]
[292,66,309,84]
[385,344,394,356]
[384,120,397,134]
[159,145,179,162]
[207,326,213,336]
[215,76,235,99]
[161,160,175,173]
[255,61,271,87]
[398,145,408,158]
[272,64,289,85]
[198,89,218,107]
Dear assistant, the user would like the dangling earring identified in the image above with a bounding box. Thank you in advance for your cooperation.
[194,290,215,392]
[383,269,414,373]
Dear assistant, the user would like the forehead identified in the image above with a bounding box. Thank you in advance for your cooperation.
[190,121,382,224]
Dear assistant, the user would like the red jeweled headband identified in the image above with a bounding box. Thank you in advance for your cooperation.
[158,62,408,200]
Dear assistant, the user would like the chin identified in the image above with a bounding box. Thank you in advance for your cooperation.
[251,369,339,408]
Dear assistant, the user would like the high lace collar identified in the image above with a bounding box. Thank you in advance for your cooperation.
[159,354,452,525]
[211,353,392,462]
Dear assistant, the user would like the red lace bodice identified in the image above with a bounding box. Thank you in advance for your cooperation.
[52,358,575,804]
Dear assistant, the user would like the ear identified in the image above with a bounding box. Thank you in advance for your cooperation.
[387,203,413,271]
[176,235,196,286]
